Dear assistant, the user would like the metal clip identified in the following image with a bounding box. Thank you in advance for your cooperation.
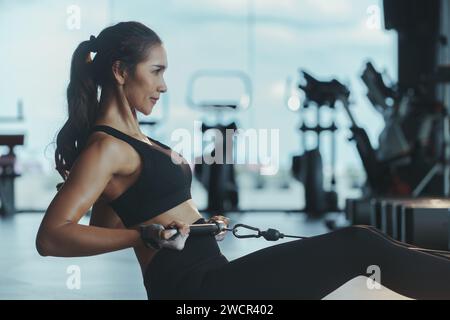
[232,224,262,239]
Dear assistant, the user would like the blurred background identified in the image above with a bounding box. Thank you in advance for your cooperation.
[1,0,449,299]
[0,0,396,212]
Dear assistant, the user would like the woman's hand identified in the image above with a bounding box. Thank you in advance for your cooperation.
[207,215,230,241]
[140,220,190,250]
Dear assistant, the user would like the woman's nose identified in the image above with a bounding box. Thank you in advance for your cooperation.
[159,79,167,93]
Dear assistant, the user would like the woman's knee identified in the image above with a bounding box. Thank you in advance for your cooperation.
[321,226,374,262]
[338,225,377,241]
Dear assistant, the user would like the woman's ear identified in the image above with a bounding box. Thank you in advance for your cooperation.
[111,61,127,85]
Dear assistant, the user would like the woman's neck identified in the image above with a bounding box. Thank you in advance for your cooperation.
[97,86,141,135]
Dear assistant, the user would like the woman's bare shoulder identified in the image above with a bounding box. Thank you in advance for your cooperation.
[85,131,138,176]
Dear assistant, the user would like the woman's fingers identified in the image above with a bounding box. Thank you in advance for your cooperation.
[159,221,190,251]
[207,215,230,241]
[209,215,230,227]
[161,228,178,240]
[167,220,190,236]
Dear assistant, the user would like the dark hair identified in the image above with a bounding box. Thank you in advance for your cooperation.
[54,21,162,189]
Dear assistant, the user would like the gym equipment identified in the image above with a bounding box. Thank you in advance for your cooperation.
[341,63,448,197]
[369,198,384,231]
[188,220,228,236]
[412,65,450,197]
[291,71,341,216]
[348,197,450,251]
[342,61,450,248]
[186,70,252,213]
[382,198,440,240]
[188,221,309,241]
[0,135,24,217]
[388,199,414,240]
[368,197,428,239]
[345,198,372,225]
[359,61,447,196]
[348,64,450,249]
[0,100,25,217]
[188,217,449,254]
[336,0,450,256]
[400,199,450,251]
[341,80,388,195]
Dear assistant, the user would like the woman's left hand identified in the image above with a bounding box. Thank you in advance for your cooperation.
[208,215,230,241]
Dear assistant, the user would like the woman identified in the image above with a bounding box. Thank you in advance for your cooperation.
[36,21,450,300]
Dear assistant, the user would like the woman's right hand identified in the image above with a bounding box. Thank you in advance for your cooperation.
[140,220,190,251]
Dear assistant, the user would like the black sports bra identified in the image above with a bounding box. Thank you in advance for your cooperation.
[90,125,192,227]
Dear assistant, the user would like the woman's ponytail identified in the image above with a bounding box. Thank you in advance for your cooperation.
[55,39,99,188]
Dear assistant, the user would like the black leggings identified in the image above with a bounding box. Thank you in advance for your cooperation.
[144,220,450,300]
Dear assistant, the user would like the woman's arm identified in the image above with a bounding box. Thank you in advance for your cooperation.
[90,197,125,229]
[36,138,142,257]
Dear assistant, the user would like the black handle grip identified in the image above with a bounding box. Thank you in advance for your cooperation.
[189,223,220,235]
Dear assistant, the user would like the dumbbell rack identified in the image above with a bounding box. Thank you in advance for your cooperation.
[345,197,450,251]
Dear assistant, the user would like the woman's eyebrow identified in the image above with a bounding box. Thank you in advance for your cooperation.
[152,64,167,70]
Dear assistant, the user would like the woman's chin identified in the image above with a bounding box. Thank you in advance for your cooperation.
[141,107,153,116]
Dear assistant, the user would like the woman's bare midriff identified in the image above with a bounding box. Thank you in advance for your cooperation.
[90,129,203,275]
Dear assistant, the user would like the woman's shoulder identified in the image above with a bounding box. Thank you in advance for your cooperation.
[85,132,139,176]
[86,131,120,153]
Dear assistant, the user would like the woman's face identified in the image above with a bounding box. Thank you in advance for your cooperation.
[123,44,168,116]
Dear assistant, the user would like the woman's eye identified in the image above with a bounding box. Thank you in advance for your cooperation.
[153,69,161,74]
